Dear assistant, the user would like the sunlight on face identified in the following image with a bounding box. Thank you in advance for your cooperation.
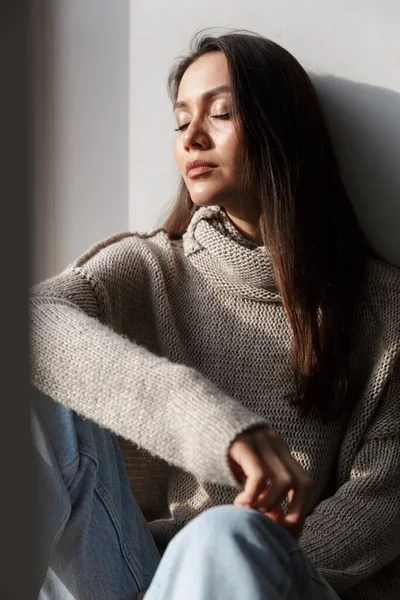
[173,52,243,212]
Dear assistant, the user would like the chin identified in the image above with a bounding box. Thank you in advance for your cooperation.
[188,187,231,209]
[190,196,221,208]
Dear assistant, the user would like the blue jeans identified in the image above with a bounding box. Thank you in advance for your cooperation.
[32,392,340,600]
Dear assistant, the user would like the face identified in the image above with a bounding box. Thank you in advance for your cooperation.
[173,52,243,212]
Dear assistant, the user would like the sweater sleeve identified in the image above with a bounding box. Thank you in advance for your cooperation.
[30,244,268,487]
[299,361,400,594]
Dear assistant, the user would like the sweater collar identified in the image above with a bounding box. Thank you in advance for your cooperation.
[182,205,281,302]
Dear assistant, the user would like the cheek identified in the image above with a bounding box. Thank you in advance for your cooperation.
[218,126,241,165]
[173,139,184,175]
[222,138,241,176]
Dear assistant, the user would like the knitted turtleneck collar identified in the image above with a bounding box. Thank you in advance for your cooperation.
[182,205,281,302]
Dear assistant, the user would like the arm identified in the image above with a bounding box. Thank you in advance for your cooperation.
[299,362,400,594]
[30,244,268,487]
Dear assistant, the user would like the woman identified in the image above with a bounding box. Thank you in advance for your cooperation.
[31,30,400,599]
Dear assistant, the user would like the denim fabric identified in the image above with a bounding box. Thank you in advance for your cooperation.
[33,393,340,600]
[32,392,160,599]
[146,505,340,600]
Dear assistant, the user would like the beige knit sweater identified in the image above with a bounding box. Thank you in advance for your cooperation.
[30,205,400,599]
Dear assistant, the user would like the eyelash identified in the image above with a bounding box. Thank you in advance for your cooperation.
[174,112,231,132]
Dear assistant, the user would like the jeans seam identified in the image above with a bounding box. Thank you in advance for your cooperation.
[77,440,98,463]
[94,476,145,591]
[60,454,80,480]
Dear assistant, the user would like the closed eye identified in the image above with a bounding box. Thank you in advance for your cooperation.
[174,112,231,132]
[213,112,231,121]
[174,123,189,132]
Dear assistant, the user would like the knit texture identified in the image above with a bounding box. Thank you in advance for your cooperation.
[30,205,400,599]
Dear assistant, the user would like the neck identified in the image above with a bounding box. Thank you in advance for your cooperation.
[223,208,263,246]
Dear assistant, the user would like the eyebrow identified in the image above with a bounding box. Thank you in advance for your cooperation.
[173,85,232,111]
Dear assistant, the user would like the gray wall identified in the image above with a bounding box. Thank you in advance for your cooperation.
[314,77,400,266]
[32,0,130,281]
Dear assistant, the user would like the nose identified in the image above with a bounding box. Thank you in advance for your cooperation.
[183,120,211,153]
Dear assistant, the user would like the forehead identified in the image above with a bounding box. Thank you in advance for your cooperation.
[177,52,230,101]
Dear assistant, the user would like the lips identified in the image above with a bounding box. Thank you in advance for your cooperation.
[186,160,218,175]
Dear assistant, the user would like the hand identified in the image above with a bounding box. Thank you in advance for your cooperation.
[227,426,313,539]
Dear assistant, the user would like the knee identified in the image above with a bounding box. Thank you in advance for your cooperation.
[195,505,258,539]
[178,505,297,555]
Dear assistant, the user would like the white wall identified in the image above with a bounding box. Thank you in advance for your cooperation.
[129,0,400,267]
[32,0,130,281]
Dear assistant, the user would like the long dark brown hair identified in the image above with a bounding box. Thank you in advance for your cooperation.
[165,30,369,421]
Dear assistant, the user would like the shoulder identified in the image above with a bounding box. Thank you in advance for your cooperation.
[63,227,185,321]
[71,227,183,281]
[354,258,400,360]
[74,227,176,266]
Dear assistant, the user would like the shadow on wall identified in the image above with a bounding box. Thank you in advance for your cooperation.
[313,75,400,269]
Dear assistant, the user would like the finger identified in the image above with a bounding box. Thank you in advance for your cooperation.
[254,444,294,512]
[232,430,295,512]
[234,489,254,507]
[270,438,313,532]
[282,465,313,530]
[252,486,302,540]
[254,486,270,505]
[230,439,268,505]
